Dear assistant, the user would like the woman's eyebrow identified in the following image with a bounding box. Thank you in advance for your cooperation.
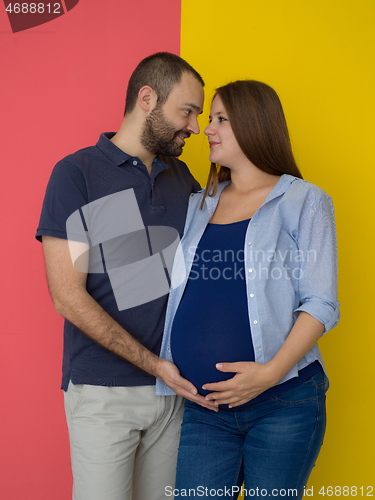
[208,111,225,119]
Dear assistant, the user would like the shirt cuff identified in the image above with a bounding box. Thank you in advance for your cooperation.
[295,299,340,333]
[155,378,176,396]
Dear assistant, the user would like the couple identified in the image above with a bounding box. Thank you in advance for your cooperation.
[37,53,339,500]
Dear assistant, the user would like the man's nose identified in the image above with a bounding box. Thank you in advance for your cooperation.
[188,116,200,135]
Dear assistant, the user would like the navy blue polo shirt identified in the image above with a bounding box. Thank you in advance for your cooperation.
[36,132,200,390]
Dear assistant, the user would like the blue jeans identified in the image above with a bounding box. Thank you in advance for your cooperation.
[175,370,328,499]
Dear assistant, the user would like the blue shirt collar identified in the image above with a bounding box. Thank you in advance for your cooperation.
[203,174,298,211]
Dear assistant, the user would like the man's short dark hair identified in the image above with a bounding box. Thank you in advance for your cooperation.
[125,52,204,114]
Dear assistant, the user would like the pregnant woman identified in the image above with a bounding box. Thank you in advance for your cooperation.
[157,80,339,499]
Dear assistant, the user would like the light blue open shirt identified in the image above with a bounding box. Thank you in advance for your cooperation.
[156,174,340,396]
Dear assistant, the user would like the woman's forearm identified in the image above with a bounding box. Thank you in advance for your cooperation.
[203,311,325,407]
[266,311,325,384]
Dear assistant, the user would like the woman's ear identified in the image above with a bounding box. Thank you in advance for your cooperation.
[138,85,158,112]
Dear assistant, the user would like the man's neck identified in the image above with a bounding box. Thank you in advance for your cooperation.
[111,117,155,173]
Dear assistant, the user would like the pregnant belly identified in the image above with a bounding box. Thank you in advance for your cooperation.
[171,316,255,397]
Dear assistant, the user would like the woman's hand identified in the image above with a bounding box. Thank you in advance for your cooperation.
[202,361,279,408]
[203,313,325,408]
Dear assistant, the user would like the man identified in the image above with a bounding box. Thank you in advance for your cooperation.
[36,52,216,500]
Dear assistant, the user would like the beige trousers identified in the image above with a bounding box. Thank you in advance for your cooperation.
[64,383,184,500]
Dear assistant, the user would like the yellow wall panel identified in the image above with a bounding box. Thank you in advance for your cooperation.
[181,0,375,492]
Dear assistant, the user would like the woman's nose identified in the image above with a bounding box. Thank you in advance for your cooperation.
[204,123,214,136]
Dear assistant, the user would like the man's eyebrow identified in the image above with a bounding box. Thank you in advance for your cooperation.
[184,103,203,114]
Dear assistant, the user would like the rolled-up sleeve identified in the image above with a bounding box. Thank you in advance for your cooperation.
[294,192,340,333]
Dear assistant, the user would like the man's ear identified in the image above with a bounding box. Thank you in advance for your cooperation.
[138,85,158,112]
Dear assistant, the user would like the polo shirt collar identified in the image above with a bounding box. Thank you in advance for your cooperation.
[96,133,171,178]
[96,132,132,166]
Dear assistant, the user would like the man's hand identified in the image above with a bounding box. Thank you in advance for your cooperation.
[202,361,278,408]
[43,236,217,412]
[156,359,219,411]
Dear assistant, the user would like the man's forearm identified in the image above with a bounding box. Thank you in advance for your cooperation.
[52,284,161,377]
[42,236,218,410]
[51,285,218,409]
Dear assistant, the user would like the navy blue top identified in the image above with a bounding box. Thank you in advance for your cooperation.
[171,219,322,407]
[36,132,200,390]
[171,220,255,397]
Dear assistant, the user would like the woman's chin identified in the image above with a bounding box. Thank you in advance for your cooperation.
[208,152,218,164]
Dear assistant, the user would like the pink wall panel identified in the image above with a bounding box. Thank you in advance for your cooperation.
[0,1,181,498]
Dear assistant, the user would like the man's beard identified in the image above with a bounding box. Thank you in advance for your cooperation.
[140,105,190,157]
